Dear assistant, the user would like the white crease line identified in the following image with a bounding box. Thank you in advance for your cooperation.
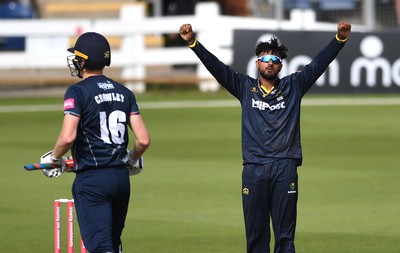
[0,104,61,113]
[301,97,400,106]
[0,98,400,113]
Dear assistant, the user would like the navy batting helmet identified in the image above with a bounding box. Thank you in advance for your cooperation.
[67,32,111,66]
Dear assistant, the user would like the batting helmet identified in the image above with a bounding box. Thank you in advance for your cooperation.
[67,32,111,66]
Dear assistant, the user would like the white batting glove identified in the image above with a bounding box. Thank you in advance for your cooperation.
[126,151,144,176]
[40,150,66,178]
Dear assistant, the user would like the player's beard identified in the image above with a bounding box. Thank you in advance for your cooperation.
[259,69,279,81]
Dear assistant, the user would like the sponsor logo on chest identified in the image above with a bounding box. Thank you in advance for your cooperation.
[252,97,285,111]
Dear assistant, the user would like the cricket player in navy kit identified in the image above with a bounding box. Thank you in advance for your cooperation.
[179,22,351,253]
[41,32,150,253]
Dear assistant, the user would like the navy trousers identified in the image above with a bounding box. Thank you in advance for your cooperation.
[242,159,298,253]
[73,167,130,253]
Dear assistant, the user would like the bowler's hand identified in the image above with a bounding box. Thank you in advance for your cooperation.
[337,22,351,40]
[179,24,195,45]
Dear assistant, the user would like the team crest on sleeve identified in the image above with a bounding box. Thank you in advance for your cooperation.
[64,98,75,110]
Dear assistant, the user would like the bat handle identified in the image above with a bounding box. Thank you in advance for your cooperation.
[24,163,56,171]
[23,159,74,171]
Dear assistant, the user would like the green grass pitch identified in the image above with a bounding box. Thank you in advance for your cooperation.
[0,92,399,253]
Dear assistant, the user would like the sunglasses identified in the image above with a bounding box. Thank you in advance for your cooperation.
[257,55,282,64]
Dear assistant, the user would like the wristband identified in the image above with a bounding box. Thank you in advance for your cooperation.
[335,34,347,43]
[188,38,197,48]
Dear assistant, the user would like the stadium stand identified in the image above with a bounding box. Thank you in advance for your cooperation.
[0,0,170,88]
[35,0,139,18]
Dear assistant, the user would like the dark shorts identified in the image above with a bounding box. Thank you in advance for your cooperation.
[72,167,130,253]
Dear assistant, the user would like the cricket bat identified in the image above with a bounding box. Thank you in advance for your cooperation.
[24,159,74,172]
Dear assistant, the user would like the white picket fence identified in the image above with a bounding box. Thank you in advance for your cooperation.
[0,2,365,92]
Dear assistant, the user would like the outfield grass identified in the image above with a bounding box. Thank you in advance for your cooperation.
[0,92,399,252]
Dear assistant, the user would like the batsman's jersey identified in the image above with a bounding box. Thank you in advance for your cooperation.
[63,75,139,171]
[191,38,345,166]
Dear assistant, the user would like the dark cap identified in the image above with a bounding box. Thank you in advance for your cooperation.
[67,32,111,66]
